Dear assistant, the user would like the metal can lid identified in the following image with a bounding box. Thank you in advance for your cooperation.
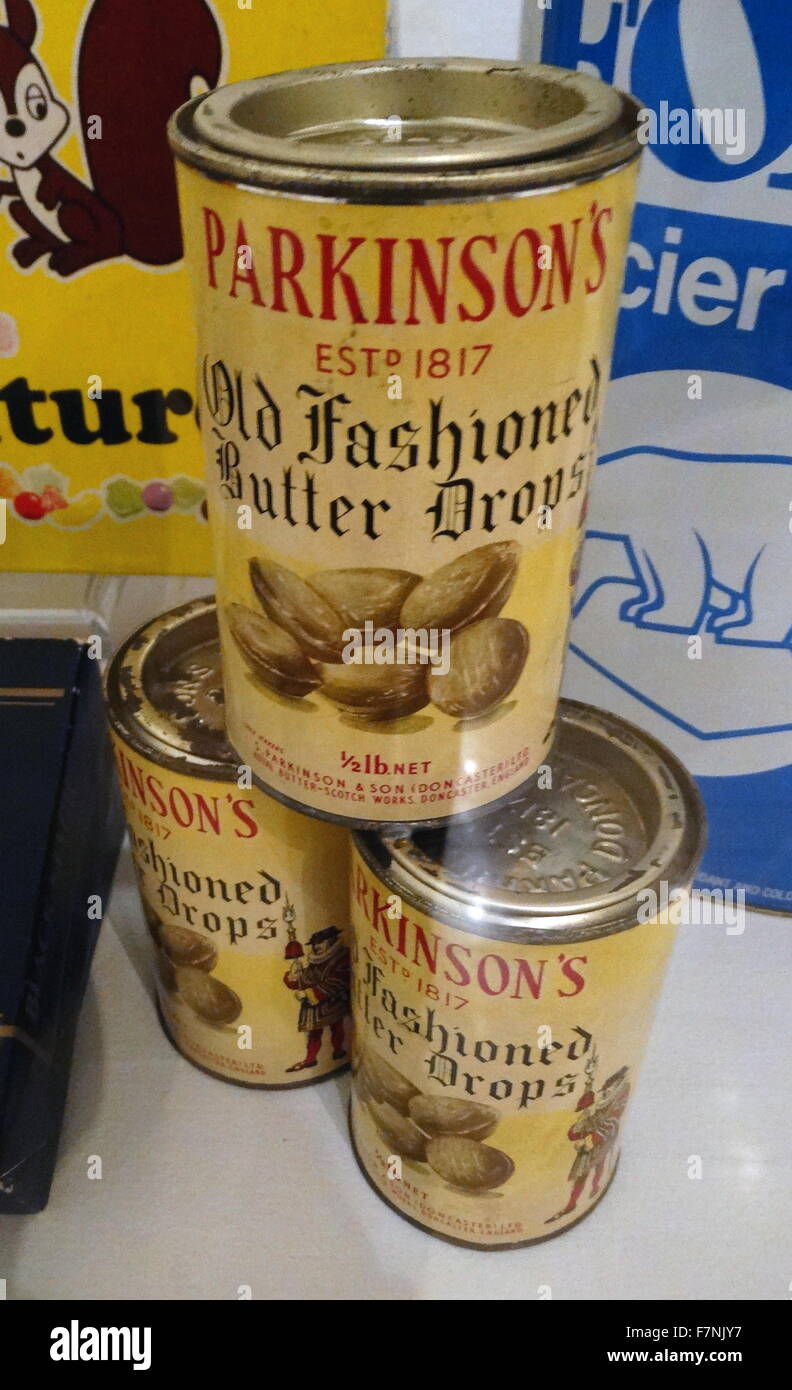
[171,60,641,198]
[356,700,706,942]
[105,598,236,780]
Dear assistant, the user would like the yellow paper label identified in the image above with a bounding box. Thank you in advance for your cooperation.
[0,0,386,574]
[110,733,351,1085]
[350,845,677,1247]
[177,160,638,821]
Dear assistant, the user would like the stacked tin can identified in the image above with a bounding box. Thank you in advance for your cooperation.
[111,59,705,1245]
[106,598,352,1087]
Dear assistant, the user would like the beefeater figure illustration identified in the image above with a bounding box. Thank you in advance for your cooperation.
[546,1065,631,1222]
[283,921,350,1072]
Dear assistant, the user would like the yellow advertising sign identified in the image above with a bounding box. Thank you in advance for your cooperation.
[0,0,387,574]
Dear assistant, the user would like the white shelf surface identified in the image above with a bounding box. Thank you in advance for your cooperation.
[3,844,789,1301]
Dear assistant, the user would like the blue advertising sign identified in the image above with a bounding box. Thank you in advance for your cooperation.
[542,0,792,910]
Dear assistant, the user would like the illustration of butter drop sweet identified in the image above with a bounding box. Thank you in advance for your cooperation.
[105,477,145,518]
[426,1136,515,1192]
[361,1050,419,1114]
[369,1100,427,1162]
[428,618,529,719]
[409,1095,498,1141]
[160,923,217,971]
[175,966,242,1025]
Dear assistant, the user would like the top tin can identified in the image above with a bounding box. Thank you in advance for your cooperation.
[170,60,642,828]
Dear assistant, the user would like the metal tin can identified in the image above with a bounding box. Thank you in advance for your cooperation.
[105,598,351,1087]
[169,60,642,828]
[349,699,705,1248]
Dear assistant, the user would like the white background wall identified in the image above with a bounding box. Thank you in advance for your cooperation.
[391,0,529,59]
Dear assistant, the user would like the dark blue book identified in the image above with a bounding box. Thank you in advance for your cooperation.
[0,639,123,1213]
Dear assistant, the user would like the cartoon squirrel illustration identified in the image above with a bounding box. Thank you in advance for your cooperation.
[0,0,223,276]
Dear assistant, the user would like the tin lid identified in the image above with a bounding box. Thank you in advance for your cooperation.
[356,700,706,942]
[105,598,236,780]
[170,59,641,200]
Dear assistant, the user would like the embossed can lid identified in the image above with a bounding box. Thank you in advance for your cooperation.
[105,598,236,779]
[355,700,706,941]
[170,59,641,200]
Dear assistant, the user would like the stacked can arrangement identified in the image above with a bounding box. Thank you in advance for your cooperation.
[108,59,705,1242]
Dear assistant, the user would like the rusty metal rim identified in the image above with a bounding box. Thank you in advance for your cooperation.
[169,61,642,203]
[189,60,625,172]
[105,595,233,781]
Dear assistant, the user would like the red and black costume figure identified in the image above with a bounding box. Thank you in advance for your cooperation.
[283,926,350,1072]
[547,1066,631,1222]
